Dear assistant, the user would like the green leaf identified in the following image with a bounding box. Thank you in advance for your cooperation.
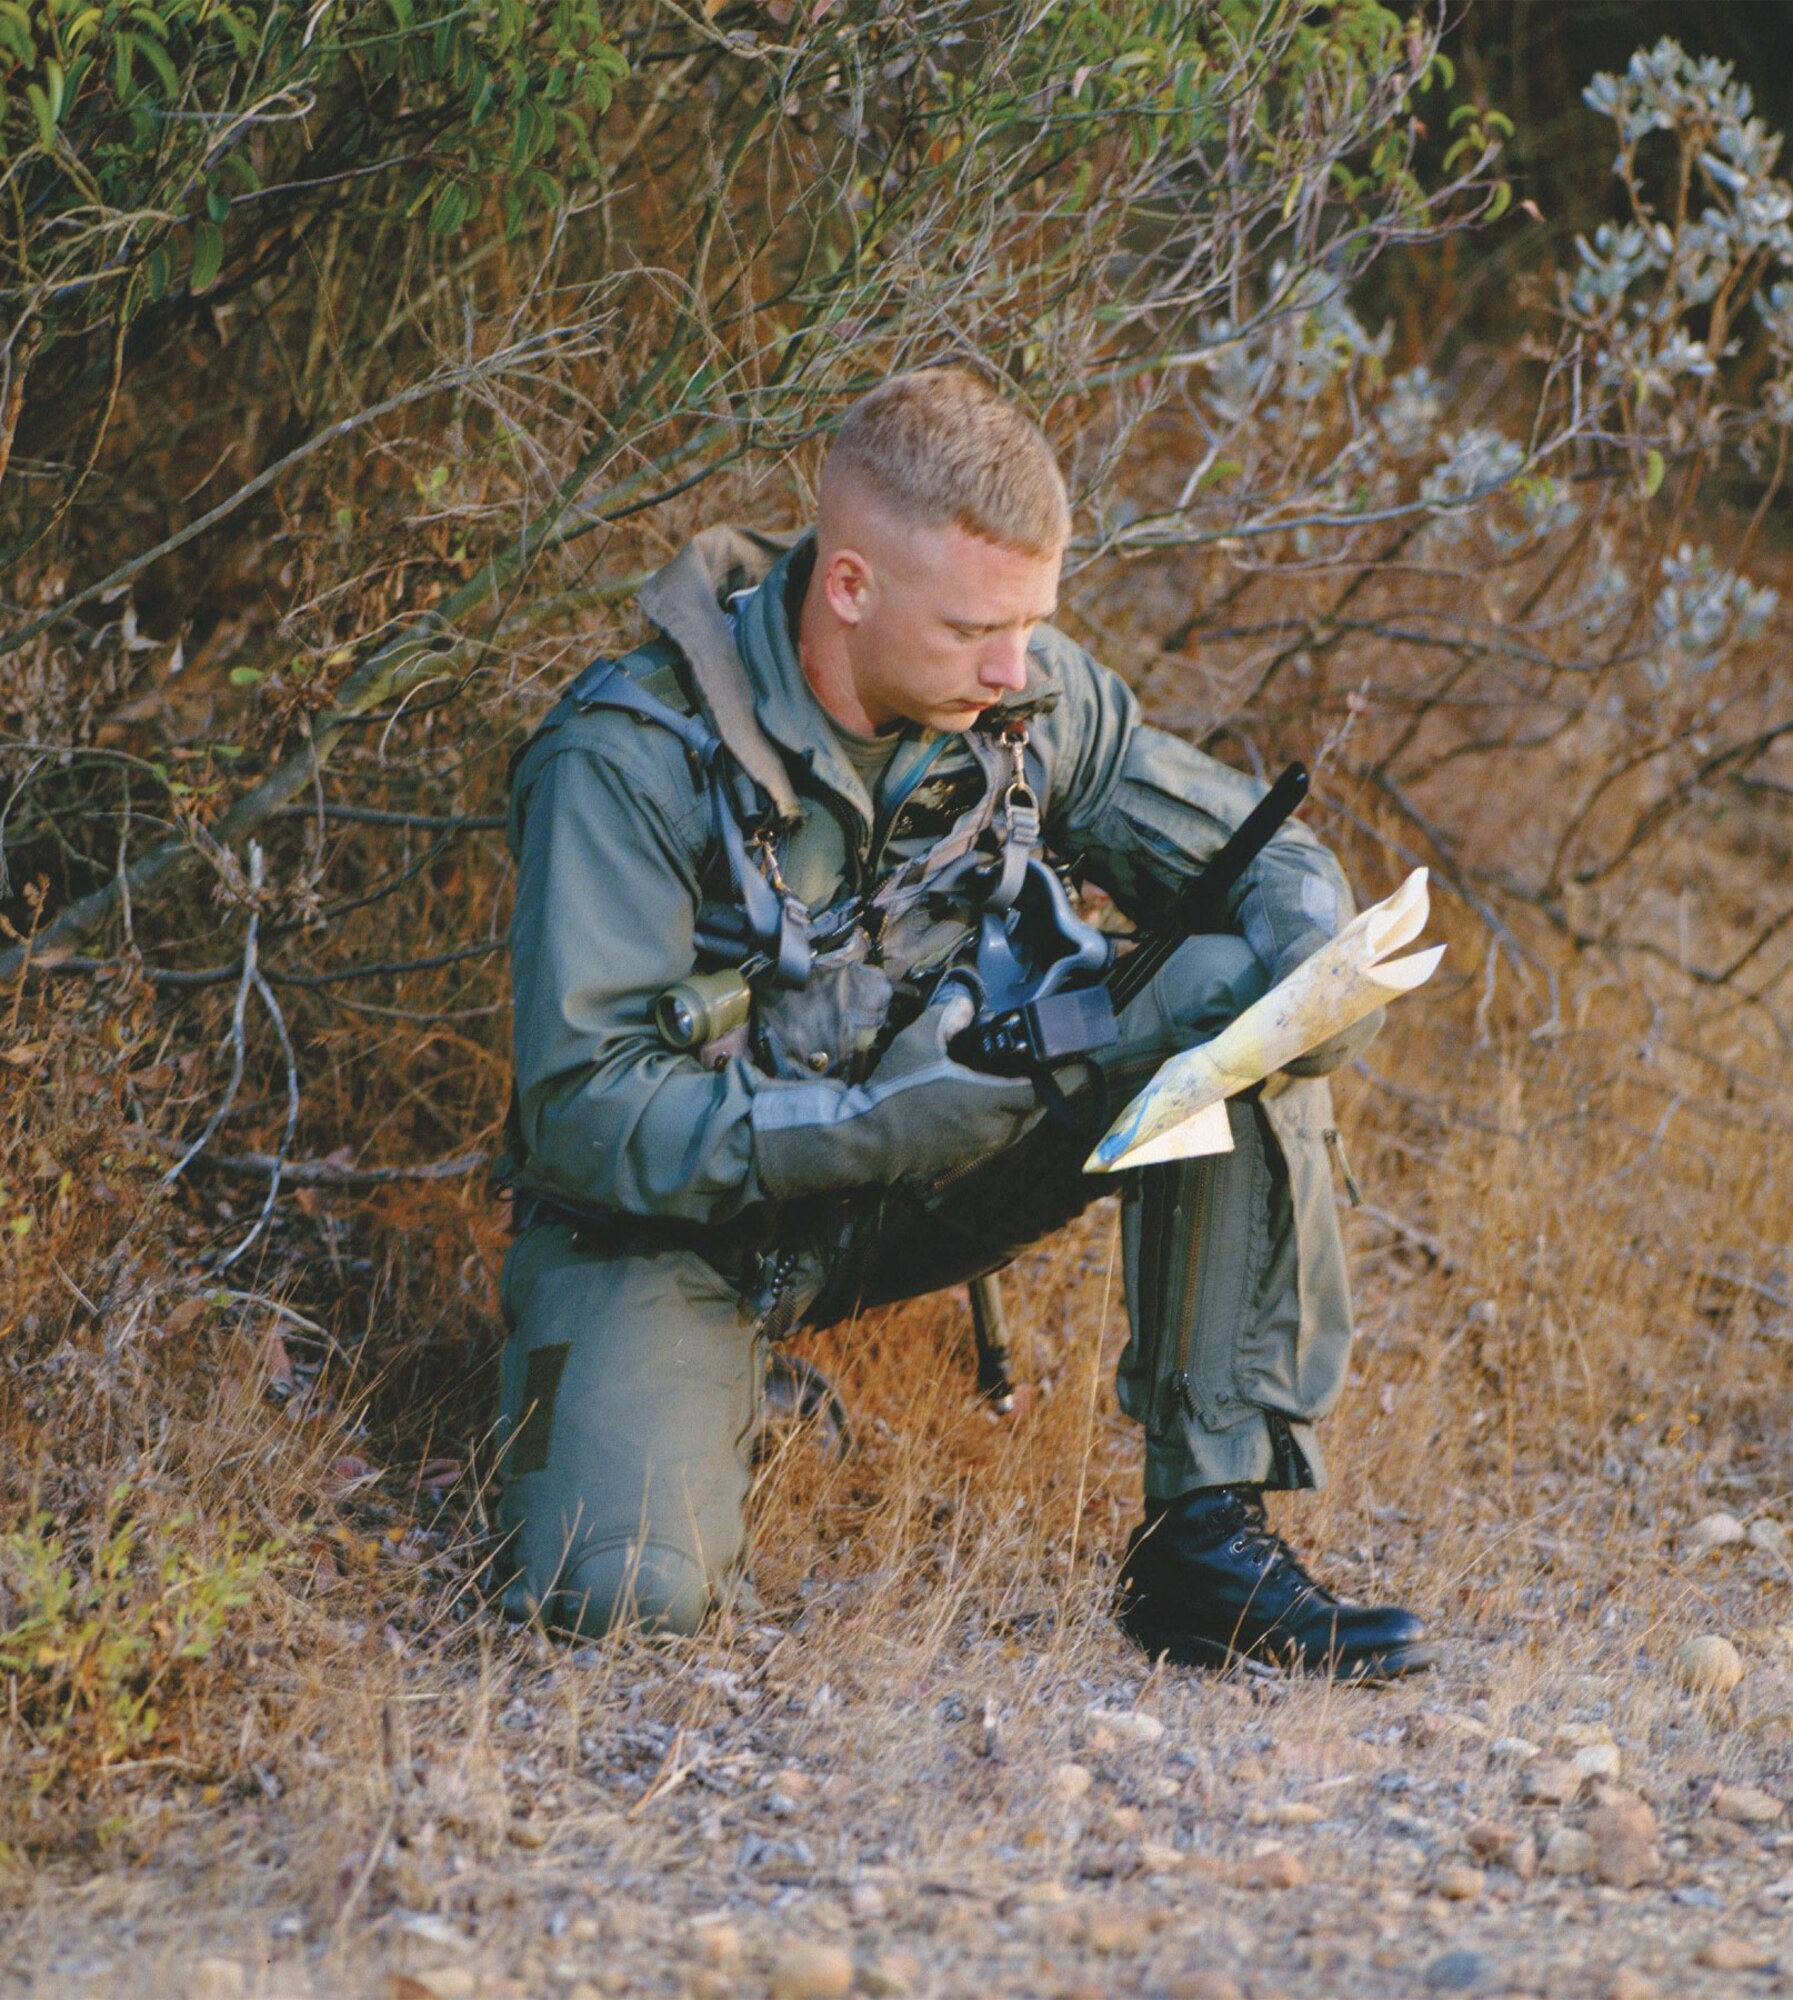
[1486,179,1511,222]
[133,29,181,98]
[206,184,230,223]
[429,180,471,236]
[189,219,224,293]
[145,244,169,299]
[1642,449,1665,499]
[25,81,55,149]
[227,667,264,687]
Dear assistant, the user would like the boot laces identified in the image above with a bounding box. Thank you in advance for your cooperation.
[1222,1492,1337,1607]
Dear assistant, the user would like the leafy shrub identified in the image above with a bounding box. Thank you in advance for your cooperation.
[0,1483,277,1790]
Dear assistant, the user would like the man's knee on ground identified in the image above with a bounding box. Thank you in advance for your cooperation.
[507,1534,721,1639]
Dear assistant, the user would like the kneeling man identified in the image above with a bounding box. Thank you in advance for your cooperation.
[495,366,1429,1680]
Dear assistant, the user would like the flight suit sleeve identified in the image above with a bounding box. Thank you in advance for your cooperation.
[509,738,778,1224]
[1042,636,1381,1074]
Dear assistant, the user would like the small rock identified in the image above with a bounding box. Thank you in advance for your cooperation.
[1412,1709,1490,1748]
[692,1919,742,1969]
[1085,1909,1150,1953]
[1709,1782,1784,1824]
[1237,1849,1306,1890]
[1465,1819,1516,1861]
[1049,1761,1094,1804]
[1589,1780,1656,1827]
[769,1941,854,2000]
[1165,1975,1243,2000]
[1139,1840,1186,1872]
[1695,1936,1778,1972]
[1268,1800,1322,1825]
[401,1974,476,2000]
[1599,1970,1659,2000]
[1507,1832,1539,1882]
[1683,1512,1746,1556]
[1540,1826,1594,1877]
[1748,1517,1790,1558]
[1423,1948,1491,1992]
[1673,1635,1745,1694]
[860,1954,922,1999]
[1082,1705,1165,1749]
[1431,1863,1485,1902]
[1589,1828,1661,1890]
[1586,1788,1660,1885]
[689,1975,734,2000]
[1574,1742,1623,1780]
[1141,1774,1182,1802]
[1489,1735,1540,1764]
[191,1962,247,2000]
[1518,1758,1582,1805]
[1015,1880,1070,1907]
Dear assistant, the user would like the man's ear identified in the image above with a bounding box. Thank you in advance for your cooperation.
[819,546,873,627]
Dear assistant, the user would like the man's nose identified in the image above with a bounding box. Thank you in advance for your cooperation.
[979,631,1030,694]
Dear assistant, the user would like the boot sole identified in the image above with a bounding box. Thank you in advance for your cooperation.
[1126,1626,1437,1683]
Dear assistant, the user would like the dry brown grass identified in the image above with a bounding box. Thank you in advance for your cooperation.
[2,635,1790,1996]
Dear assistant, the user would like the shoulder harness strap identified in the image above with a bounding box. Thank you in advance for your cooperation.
[569,656,812,989]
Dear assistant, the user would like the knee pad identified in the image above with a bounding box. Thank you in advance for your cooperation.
[533,1536,717,1639]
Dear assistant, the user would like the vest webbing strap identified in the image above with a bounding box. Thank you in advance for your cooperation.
[570,658,812,988]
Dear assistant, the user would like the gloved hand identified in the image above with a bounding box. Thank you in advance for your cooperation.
[751,989,1042,1199]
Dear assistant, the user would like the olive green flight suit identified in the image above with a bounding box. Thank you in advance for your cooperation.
[496,530,1376,1636]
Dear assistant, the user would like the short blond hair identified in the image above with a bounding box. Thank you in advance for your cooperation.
[824,367,1070,556]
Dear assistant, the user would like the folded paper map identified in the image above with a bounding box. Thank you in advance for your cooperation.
[1086,867,1445,1172]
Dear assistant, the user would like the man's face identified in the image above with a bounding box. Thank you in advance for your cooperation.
[817,516,1064,734]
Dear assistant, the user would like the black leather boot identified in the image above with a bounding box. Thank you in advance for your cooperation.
[1117,1486,1433,1680]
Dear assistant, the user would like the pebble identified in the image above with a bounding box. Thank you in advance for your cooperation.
[1465,1819,1516,1860]
[1599,1970,1659,2000]
[1540,1826,1594,1877]
[688,1975,734,2000]
[1140,1840,1187,1872]
[1423,1948,1492,1992]
[190,1963,247,2000]
[1673,1635,1745,1693]
[1431,1863,1485,1902]
[1709,1783,1784,1824]
[1237,1849,1306,1890]
[1267,1801,1323,1825]
[1586,1789,1662,1889]
[860,1953,922,1998]
[1489,1736,1540,1764]
[1165,1975,1243,2000]
[398,1974,476,2000]
[1083,1705,1165,1749]
[1084,1909,1151,1953]
[769,1941,854,2000]
[1748,1518,1790,1558]
[1683,1511,1746,1555]
[1049,1761,1094,1804]
[1695,1937,1778,1972]
[848,1882,887,1919]
[1517,1758,1582,1805]
[692,1920,743,1969]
